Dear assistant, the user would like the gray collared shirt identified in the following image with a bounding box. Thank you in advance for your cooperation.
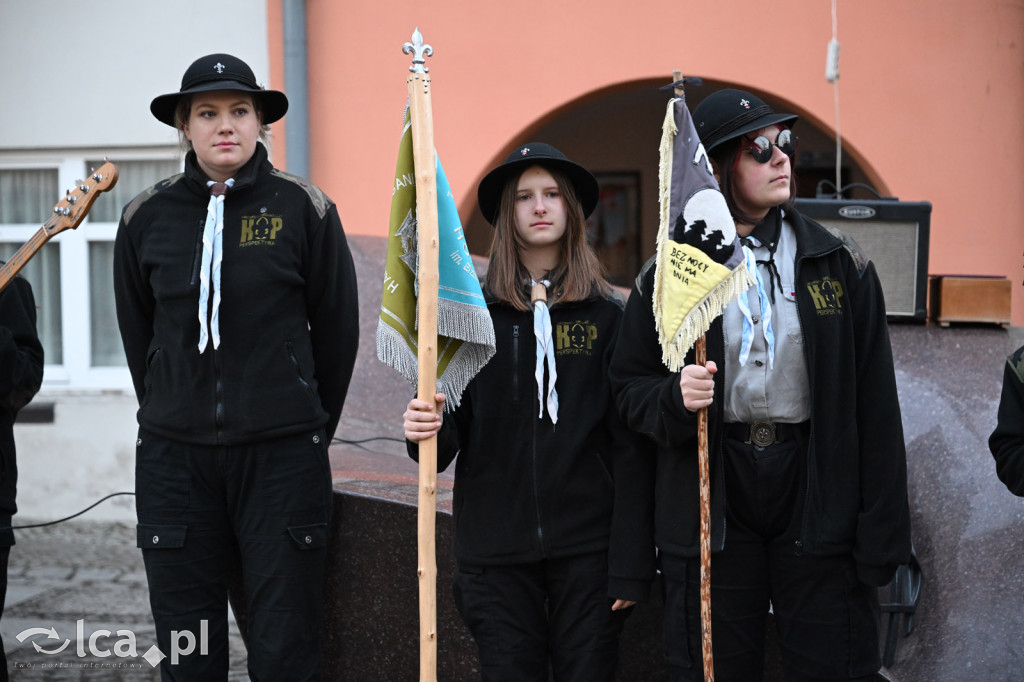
[722,217,811,424]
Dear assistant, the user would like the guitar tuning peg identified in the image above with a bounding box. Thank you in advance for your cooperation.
[79,184,90,192]
[91,173,102,181]
[65,194,77,205]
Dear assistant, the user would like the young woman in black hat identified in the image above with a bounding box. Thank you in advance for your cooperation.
[404,143,651,681]
[114,53,359,679]
[609,89,911,681]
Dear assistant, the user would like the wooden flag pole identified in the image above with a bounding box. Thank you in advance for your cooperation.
[695,333,714,682]
[405,28,439,682]
[674,69,715,682]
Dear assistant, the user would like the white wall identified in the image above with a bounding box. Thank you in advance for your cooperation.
[0,0,270,149]
[0,0,271,525]
[14,396,139,523]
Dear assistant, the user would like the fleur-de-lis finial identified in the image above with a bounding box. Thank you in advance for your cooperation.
[403,27,433,74]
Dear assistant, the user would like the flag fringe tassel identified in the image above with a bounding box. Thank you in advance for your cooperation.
[658,266,753,372]
[376,298,495,411]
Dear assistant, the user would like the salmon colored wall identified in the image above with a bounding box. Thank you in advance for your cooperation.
[269,0,1024,324]
[267,0,286,167]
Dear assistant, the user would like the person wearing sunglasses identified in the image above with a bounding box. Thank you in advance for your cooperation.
[609,88,910,681]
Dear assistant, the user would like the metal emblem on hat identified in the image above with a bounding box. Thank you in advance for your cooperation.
[740,99,750,109]
[214,62,225,74]
[521,147,530,155]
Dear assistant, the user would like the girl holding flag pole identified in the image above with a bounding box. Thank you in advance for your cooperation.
[609,89,911,681]
[404,143,651,681]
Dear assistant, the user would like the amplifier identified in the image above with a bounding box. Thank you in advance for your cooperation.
[793,198,931,320]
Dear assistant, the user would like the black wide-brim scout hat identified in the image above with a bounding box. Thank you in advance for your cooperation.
[150,53,289,127]
[477,142,600,225]
[692,88,798,153]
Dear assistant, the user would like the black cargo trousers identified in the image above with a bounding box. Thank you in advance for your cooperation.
[135,426,332,681]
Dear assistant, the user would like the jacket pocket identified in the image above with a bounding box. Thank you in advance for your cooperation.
[140,347,162,409]
[137,523,187,550]
[286,341,318,408]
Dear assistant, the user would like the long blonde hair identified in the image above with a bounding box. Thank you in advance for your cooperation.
[484,164,609,311]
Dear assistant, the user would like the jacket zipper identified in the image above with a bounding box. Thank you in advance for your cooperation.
[794,255,811,557]
[519,317,546,555]
[189,219,204,286]
[532,373,546,556]
[512,324,520,403]
[213,348,225,443]
[192,224,224,441]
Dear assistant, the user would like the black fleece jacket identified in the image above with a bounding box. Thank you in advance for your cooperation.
[0,278,44,535]
[409,289,655,601]
[990,345,1024,495]
[609,209,911,591]
[114,145,359,445]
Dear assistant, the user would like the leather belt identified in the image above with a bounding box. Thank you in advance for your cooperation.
[724,421,808,448]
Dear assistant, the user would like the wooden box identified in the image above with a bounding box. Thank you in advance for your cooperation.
[928,275,1012,327]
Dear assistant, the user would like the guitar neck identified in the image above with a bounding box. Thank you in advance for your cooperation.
[0,222,54,292]
[0,160,119,295]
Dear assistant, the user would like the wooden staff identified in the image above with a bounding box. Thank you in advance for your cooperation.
[695,333,713,682]
[404,28,439,682]
[674,69,715,682]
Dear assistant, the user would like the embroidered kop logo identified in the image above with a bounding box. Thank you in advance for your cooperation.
[807,277,844,315]
[240,210,284,247]
[555,320,598,356]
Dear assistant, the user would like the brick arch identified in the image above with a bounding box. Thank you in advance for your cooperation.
[459,76,887,275]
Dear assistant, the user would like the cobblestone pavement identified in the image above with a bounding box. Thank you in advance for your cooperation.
[2,521,248,680]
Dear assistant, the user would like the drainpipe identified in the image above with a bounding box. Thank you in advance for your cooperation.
[282,0,310,179]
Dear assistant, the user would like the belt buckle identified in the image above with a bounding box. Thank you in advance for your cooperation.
[749,422,776,448]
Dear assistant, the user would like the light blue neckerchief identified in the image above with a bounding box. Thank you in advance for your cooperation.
[736,240,776,368]
[531,279,558,424]
[198,178,235,353]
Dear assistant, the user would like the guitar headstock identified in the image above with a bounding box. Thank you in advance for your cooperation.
[47,160,119,236]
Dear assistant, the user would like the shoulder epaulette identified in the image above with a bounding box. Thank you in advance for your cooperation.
[270,169,331,220]
[634,254,657,297]
[822,225,870,275]
[122,174,184,225]
[604,285,628,309]
[1008,346,1024,383]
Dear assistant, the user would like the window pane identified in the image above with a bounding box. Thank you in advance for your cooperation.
[88,242,125,366]
[0,168,59,223]
[0,243,62,365]
[86,159,181,222]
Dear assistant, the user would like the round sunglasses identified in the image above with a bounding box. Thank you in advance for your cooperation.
[741,128,798,163]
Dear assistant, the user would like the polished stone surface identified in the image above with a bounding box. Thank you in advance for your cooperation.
[327,235,1024,680]
[882,321,1024,682]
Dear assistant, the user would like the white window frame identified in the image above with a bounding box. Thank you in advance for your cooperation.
[0,147,180,394]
